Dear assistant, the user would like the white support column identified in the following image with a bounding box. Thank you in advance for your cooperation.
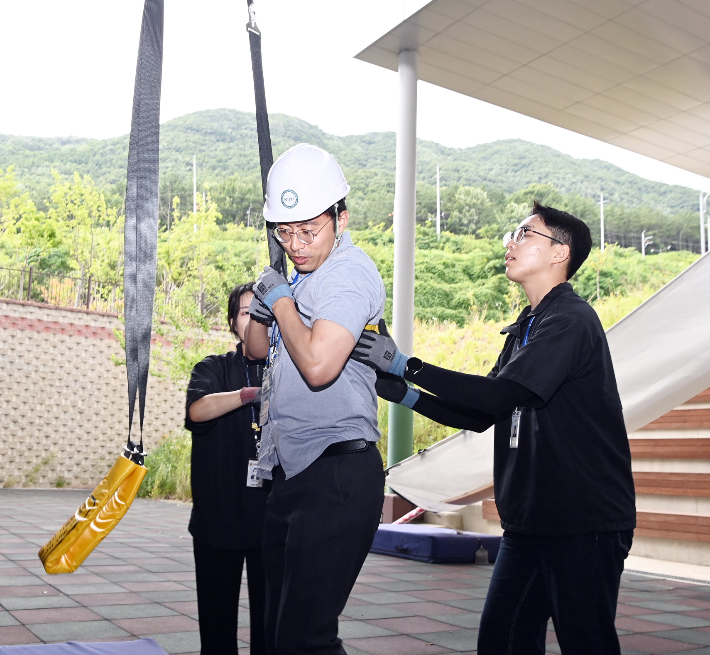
[392,49,418,356]
[389,49,418,468]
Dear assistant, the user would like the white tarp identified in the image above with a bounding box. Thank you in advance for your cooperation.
[388,254,710,512]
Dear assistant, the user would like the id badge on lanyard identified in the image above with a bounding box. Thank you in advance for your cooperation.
[509,316,535,449]
[510,409,521,449]
[246,459,263,487]
[259,365,272,427]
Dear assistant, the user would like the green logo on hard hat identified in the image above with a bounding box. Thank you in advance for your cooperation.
[281,189,298,209]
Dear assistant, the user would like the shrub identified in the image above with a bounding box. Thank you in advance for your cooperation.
[139,430,192,500]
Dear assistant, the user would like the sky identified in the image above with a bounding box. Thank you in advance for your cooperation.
[2,0,710,196]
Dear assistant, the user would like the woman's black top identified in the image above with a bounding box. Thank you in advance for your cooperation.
[185,343,269,550]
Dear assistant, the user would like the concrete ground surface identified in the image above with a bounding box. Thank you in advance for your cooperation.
[4,490,710,654]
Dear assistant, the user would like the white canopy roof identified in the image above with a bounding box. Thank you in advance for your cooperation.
[356,0,710,177]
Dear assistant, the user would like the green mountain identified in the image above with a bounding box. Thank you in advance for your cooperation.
[0,108,699,220]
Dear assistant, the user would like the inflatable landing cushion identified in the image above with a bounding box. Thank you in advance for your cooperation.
[371,523,481,563]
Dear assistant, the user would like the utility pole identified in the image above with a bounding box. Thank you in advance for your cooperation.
[436,164,441,239]
[193,155,197,215]
[642,230,653,257]
[701,192,708,256]
[600,192,605,253]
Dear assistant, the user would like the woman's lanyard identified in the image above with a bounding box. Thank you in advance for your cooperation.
[244,360,260,457]
[510,315,535,449]
[267,271,311,367]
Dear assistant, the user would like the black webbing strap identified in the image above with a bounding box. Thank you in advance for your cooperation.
[246,0,287,273]
[124,0,164,462]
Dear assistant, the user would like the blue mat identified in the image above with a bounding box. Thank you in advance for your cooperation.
[371,524,502,564]
[371,524,480,563]
[0,640,168,654]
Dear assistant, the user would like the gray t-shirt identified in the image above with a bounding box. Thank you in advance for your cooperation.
[256,231,386,480]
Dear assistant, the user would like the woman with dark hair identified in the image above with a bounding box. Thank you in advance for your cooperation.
[186,281,269,655]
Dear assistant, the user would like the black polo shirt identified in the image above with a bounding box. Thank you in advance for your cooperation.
[490,282,636,536]
[185,344,270,550]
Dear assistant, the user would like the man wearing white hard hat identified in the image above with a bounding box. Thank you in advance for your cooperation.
[244,144,386,655]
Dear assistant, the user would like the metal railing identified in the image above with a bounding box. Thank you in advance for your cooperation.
[0,267,123,314]
[604,231,702,254]
[0,268,224,321]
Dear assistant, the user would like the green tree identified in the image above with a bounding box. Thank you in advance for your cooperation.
[0,166,63,269]
[447,186,496,234]
[47,172,120,283]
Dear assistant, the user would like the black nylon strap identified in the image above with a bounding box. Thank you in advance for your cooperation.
[246,0,287,273]
[124,0,164,454]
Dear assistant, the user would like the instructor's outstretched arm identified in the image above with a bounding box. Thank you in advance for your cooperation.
[405,363,537,416]
[376,373,494,432]
[352,322,540,416]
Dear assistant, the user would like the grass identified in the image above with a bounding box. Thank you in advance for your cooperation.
[23,453,56,487]
[138,430,192,500]
[592,287,657,330]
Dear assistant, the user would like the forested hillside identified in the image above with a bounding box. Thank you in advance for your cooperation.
[0,109,702,252]
[0,164,696,329]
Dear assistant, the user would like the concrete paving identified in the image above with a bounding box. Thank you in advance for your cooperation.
[4,489,710,654]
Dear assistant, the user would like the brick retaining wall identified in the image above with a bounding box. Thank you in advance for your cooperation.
[0,299,220,488]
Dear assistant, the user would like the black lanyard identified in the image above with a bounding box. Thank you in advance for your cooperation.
[244,358,261,458]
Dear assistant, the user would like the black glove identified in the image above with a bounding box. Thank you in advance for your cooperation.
[375,372,408,403]
[375,371,420,408]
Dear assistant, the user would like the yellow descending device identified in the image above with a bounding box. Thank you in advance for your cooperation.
[39,452,147,574]
[38,0,163,574]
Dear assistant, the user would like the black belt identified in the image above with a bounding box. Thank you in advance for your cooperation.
[319,439,370,459]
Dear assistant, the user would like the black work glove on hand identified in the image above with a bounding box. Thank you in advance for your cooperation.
[350,319,408,377]
[375,372,408,403]
[249,294,274,326]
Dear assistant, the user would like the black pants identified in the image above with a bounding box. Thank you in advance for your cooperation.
[478,529,633,655]
[262,444,385,655]
[193,539,267,655]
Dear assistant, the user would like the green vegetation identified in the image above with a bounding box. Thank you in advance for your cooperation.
[138,429,192,500]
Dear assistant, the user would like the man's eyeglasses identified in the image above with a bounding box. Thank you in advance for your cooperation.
[273,220,330,245]
[503,226,563,248]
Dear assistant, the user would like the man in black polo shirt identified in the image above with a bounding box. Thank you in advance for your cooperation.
[351,202,636,655]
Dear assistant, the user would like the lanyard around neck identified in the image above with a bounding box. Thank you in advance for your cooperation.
[518,315,536,349]
[268,271,311,366]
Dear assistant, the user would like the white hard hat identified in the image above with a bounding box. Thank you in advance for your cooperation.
[263,143,350,224]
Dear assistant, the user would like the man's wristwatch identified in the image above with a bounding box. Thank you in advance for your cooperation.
[405,357,423,375]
